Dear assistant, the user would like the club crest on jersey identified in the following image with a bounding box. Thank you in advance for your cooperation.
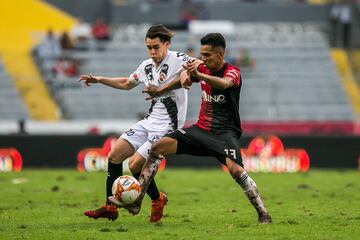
[159,64,169,83]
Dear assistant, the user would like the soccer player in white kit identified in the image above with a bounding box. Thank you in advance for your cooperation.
[80,25,194,222]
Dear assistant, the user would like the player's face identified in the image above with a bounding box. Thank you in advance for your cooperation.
[200,45,224,71]
[145,37,169,65]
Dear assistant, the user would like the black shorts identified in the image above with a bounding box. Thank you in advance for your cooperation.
[165,125,243,166]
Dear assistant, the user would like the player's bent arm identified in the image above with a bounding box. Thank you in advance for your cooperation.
[156,75,182,95]
[197,73,234,90]
[98,76,137,90]
[144,71,187,99]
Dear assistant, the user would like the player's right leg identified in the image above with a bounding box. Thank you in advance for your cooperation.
[120,137,178,214]
[128,152,168,222]
[84,137,135,221]
[138,137,178,194]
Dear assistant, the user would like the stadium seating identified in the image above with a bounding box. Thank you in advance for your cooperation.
[0,60,29,120]
[34,23,356,122]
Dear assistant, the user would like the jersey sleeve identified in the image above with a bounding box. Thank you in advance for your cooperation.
[173,52,195,74]
[190,64,207,82]
[129,63,146,85]
[224,65,241,87]
[197,64,208,74]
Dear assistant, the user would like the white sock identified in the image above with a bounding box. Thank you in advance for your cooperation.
[236,172,268,215]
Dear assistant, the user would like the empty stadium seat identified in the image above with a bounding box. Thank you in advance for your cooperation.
[34,23,356,122]
[0,61,29,120]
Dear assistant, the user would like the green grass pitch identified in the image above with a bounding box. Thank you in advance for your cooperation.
[0,169,359,240]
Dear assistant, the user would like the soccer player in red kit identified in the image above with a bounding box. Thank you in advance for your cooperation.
[111,33,272,224]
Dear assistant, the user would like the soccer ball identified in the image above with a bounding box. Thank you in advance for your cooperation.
[112,175,141,204]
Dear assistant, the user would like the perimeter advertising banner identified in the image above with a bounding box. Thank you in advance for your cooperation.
[241,135,310,172]
[78,135,309,173]
[0,148,23,172]
[221,136,310,173]
[77,137,166,172]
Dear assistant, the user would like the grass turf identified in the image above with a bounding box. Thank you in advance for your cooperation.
[0,169,359,240]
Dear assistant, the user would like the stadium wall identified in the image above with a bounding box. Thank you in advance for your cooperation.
[0,135,358,169]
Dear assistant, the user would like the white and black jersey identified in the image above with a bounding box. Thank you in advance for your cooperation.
[129,50,193,132]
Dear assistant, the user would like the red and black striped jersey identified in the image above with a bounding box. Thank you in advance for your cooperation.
[194,63,242,135]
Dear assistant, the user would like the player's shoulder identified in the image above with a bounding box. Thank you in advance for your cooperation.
[139,58,153,68]
[224,63,241,78]
[225,63,240,72]
[168,50,194,63]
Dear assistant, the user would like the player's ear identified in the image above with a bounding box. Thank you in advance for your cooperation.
[218,48,225,58]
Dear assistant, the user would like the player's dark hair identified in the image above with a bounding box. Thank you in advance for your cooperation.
[200,33,226,49]
[146,24,173,43]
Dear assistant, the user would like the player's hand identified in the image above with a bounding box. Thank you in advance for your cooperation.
[180,68,192,89]
[78,74,100,87]
[142,84,160,100]
[181,76,192,89]
[186,60,201,78]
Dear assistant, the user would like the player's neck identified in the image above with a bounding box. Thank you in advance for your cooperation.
[211,62,225,73]
[154,50,169,69]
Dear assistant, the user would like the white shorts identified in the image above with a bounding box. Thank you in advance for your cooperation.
[120,118,172,159]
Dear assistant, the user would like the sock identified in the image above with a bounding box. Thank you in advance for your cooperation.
[133,172,160,201]
[136,151,162,203]
[235,172,268,216]
[106,161,123,204]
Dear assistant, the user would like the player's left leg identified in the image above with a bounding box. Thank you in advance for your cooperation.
[225,158,272,224]
[84,137,135,221]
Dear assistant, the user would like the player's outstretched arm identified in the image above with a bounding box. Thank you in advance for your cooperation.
[79,74,137,90]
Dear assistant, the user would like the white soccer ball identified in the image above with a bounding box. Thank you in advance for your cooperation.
[112,175,141,204]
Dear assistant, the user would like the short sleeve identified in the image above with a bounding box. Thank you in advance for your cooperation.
[173,52,195,74]
[190,63,211,82]
[129,64,146,85]
[197,64,208,74]
[224,65,241,87]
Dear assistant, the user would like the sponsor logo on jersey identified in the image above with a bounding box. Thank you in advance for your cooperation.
[144,64,154,82]
[202,91,226,103]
